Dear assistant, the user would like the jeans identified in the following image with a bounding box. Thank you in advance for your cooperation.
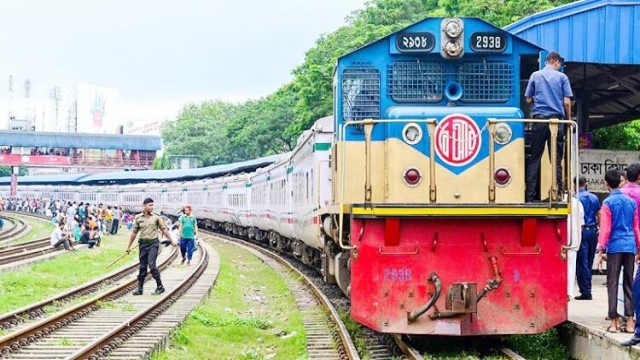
[180,238,195,261]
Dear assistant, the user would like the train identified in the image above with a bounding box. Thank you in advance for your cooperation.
[1,17,579,336]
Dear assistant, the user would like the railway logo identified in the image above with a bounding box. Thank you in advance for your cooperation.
[435,114,481,166]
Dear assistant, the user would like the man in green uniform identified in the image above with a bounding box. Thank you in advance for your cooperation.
[126,198,175,295]
[178,205,198,266]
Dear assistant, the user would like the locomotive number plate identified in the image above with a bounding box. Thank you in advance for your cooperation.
[396,32,435,52]
[470,32,507,52]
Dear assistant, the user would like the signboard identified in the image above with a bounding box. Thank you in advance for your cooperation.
[470,32,507,52]
[0,155,72,167]
[579,150,640,193]
[395,32,436,52]
[76,82,120,134]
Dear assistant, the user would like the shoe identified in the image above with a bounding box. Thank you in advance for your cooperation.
[132,288,143,296]
[574,295,592,300]
[621,337,640,346]
[187,260,191,266]
[181,257,186,265]
[154,286,165,295]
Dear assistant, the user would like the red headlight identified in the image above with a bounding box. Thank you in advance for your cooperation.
[404,168,421,186]
[494,167,511,186]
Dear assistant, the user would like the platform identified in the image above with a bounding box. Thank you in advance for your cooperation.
[567,274,640,360]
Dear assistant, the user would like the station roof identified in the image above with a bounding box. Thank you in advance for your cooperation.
[0,153,287,186]
[0,131,162,151]
[506,0,640,129]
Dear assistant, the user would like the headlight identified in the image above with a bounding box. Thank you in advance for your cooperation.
[402,123,423,145]
[494,123,512,145]
[444,20,462,38]
[444,41,462,57]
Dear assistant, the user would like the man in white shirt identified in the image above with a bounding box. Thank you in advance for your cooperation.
[50,222,74,251]
[567,193,586,300]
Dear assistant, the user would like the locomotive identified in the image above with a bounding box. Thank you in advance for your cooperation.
[2,17,578,336]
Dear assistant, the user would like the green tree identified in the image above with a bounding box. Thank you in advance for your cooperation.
[163,0,580,163]
[592,121,640,150]
[153,152,171,170]
[0,167,28,176]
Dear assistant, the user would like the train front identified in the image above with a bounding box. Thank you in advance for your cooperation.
[333,17,575,335]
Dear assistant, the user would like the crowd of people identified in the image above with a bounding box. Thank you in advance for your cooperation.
[567,165,640,346]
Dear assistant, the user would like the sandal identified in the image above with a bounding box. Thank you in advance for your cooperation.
[607,326,619,333]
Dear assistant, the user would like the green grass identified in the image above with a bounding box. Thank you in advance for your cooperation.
[151,241,307,360]
[6,213,55,244]
[507,328,569,360]
[0,231,136,315]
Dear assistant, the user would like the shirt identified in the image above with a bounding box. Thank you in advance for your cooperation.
[568,196,585,251]
[50,227,64,246]
[133,212,168,240]
[179,214,197,239]
[578,188,600,226]
[525,65,573,118]
[621,182,640,222]
[597,189,640,253]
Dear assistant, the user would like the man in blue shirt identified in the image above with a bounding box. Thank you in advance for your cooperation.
[575,176,601,300]
[524,51,573,202]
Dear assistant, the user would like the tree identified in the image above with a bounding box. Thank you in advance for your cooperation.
[153,152,171,170]
[163,0,580,163]
[592,121,640,150]
[0,167,28,176]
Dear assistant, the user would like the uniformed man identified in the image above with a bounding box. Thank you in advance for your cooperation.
[575,176,600,300]
[126,198,175,295]
[524,51,573,202]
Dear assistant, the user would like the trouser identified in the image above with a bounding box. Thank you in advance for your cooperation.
[180,238,195,261]
[138,240,162,288]
[607,252,635,319]
[111,219,119,235]
[576,227,598,296]
[633,265,640,336]
[525,118,565,202]
[53,238,70,250]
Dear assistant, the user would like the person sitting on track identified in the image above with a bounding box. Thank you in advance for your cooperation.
[50,221,75,251]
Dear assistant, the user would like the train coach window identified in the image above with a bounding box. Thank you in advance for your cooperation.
[457,61,512,102]
[388,61,443,102]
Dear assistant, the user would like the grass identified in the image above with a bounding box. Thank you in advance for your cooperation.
[5,213,55,244]
[507,327,569,360]
[151,240,307,360]
[0,231,136,315]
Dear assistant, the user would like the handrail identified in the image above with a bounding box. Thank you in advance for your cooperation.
[338,119,437,250]
[487,118,579,206]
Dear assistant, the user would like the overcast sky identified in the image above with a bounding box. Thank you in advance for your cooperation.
[0,0,366,128]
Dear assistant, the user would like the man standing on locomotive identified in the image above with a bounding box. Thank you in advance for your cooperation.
[126,198,176,296]
[524,51,573,202]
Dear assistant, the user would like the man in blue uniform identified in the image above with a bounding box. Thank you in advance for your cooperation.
[524,51,573,202]
[575,176,600,300]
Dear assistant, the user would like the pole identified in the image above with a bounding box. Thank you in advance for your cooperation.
[106,244,138,269]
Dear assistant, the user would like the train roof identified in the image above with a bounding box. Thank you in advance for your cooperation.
[0,153,288,186]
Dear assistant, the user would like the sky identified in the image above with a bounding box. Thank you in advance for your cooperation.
[0,0,366,132]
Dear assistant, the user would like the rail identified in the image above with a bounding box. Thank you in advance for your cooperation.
[206,230,360,360]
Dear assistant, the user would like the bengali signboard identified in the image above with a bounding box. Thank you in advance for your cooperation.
[579,150,640,193]
[0,155,72,167]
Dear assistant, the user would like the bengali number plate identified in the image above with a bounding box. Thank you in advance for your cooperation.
[470,32,507,52]
[396,32,435,52]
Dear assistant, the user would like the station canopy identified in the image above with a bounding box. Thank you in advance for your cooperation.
[506,0,640,131]
[0,131,161,151]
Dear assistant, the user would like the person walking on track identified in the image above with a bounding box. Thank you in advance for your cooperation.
[126,198,175,296]
[178,205,198,266]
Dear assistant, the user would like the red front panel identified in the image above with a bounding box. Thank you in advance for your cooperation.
[350,217,567,336]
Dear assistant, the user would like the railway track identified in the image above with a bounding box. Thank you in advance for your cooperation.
[205,230,361,360]
[0,239,55,266]
[0,217,28,245]
[0,242,213,359]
